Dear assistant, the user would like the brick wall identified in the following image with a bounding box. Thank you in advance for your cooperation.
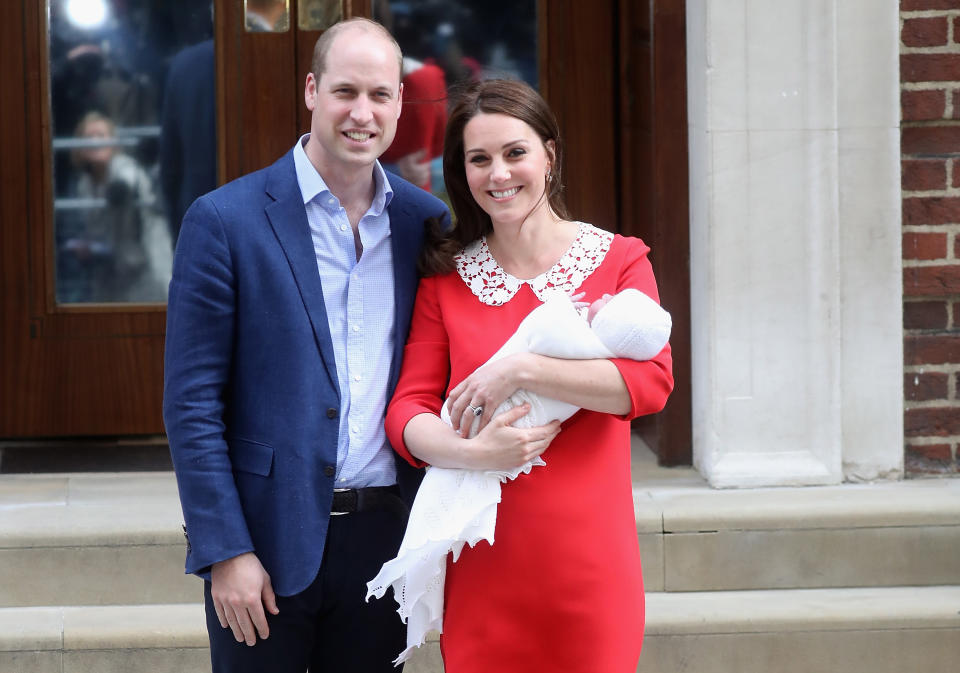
[901,0,960,475]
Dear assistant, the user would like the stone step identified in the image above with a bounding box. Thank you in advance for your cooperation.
[4,587,959,673]
[0,473,200,607]
[3,466,960,606]
[631,442,960,592]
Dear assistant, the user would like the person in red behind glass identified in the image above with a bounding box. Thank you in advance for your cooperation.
[385,78,674,672]
[380,56,447,191]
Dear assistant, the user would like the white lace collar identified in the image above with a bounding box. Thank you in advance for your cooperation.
[454,222,614,306]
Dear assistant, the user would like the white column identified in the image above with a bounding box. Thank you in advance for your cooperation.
[686,0,903,488]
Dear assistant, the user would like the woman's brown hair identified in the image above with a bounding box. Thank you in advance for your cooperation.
[419,79,569,277]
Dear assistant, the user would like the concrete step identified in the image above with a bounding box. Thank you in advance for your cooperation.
[641,585,960,673]
[631,442,960,592]
[3,464,960,607]
[0,472,201,607]
[4,587,958,673]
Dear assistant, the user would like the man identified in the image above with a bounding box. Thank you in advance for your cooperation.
[159,38,215,248]
[163,19,449,672]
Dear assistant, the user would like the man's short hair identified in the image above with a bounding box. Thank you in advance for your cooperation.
[310,18,403,82]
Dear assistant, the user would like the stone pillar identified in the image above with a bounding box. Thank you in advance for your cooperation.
[686,0,903,488]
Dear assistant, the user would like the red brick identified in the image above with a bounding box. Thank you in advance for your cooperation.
[904,265,960,297]
[903,158,948,190]
[906,443,953,462]
[903,196,960,225]
[955,15,960,42]
[905,407,960,436]
[955,234,960,259]
[904,300,949,329]
[902,0,960,10]
[901,126,960,155]
[902,17,949,47]
[903,157,948,190]
[905,443,956,475]
[954,159,960,188]
[903,231,948,259]
[905,371,950,400]
[953,90,960,119]
[954,301,960,327]
[901,53,960,83]
[902,89,946,121]
[905,334,960,364]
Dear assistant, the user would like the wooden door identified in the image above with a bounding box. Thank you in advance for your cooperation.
[1,1,174,436]
[618,0,692,465]
[1,0,690,462]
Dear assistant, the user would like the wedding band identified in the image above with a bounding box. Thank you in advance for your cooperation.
[468,404,483,417]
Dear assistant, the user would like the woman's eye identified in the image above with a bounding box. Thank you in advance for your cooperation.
[469,155,489,164]
[507,148,526,158]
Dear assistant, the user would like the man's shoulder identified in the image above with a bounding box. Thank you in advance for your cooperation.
[203,152,293,207]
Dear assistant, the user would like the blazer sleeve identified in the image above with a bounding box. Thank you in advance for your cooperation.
[163,195,254,575]
[607,236,675,420]
[385,275,451,468]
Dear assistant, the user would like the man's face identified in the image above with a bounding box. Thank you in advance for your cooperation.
[304,29,402,175]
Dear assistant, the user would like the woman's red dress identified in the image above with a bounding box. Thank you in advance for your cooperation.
[386,224,673,672]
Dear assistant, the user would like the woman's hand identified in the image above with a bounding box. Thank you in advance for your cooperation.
[447,353,531,435]
[462,403,562,471]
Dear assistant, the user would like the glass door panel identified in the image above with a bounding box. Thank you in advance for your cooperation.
[49,0,215,304]
[371,0,537,199]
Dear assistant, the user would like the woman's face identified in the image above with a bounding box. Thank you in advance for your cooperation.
[462,112,554,229]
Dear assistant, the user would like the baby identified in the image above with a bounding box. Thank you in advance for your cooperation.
[367,290,672,664]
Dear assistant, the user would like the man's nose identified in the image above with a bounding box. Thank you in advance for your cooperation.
[350,96,373,124]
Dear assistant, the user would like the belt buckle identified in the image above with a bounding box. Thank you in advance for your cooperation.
[330,487,351,516]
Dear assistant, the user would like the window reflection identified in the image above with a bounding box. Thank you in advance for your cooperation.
[50,0,215,304]
[245,0,290,33]
[373,0,538,200]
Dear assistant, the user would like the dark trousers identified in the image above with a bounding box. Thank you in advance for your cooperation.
[204,509,407,672]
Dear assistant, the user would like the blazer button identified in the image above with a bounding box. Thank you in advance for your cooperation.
[324,465,335,477]
[326,407,338,419]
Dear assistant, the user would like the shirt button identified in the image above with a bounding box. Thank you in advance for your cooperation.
[326,407,338,419]
[340,224,347,232]
[352,325,360,332]
[354,375,361,382]
[323,465,335,477]
[351,426,359,434]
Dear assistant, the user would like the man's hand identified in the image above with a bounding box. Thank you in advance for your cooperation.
[210,552,279,646]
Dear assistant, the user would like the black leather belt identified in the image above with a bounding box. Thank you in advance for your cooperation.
[330,485,407,518]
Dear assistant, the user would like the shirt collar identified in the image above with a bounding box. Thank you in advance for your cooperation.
[293,134,394,214]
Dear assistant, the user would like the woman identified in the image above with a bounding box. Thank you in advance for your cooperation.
[385,79,673,672]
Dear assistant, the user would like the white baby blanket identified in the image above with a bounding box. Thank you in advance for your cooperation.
[366,289,671,664]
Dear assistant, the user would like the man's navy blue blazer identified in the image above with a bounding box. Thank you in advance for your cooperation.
[163,149,450,596]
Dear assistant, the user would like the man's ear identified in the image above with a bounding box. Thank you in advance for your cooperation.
[397,82,404,119]
[305,72,317,111]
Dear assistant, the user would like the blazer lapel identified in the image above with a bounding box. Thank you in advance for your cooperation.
[264,153,340,399]
[387,192,418,393]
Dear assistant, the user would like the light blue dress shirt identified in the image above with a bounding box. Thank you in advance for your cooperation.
[293,135,397,488]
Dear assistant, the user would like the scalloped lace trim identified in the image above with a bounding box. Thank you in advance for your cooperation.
[454,222,613,306]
